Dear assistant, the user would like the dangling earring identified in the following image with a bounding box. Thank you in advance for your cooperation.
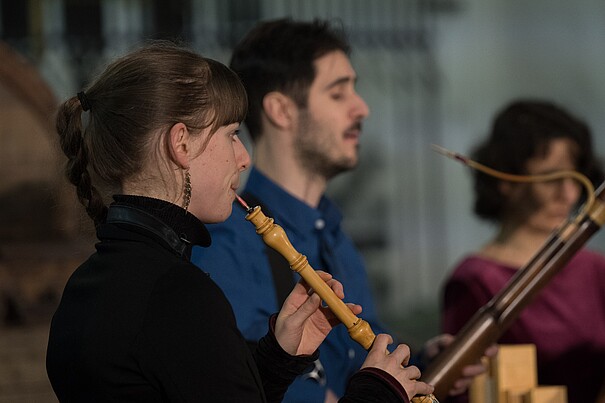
[182,169,192,212]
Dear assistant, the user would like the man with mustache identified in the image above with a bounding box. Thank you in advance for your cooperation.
[192,18,488,403]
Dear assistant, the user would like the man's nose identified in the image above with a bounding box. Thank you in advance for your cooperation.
[350,92,370,120]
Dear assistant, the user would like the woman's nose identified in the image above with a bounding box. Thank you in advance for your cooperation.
[236,137,251,171]
[558,178,581,203]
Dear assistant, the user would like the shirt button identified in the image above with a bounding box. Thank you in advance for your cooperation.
[348,348,355,360]
[315,219,325,230]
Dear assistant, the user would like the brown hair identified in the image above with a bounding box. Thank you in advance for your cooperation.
[56,42,247,226]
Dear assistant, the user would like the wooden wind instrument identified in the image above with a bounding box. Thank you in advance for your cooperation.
[236,195,438,403]
[239,198,376,349]
[419,180,605,399]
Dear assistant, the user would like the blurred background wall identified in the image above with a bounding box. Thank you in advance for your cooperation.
[1,1,604,400]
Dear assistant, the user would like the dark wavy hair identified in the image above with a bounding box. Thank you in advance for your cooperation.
[472,99,604,222]
[229,18,350,142]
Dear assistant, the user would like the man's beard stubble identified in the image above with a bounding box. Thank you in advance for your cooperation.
[293,110,360,180]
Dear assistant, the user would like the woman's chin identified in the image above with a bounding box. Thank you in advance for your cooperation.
[191,205,232,224]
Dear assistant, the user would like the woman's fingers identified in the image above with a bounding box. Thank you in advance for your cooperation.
[362,334,435,399]
[391,343,412,367]
[287,291,322,327]
[300,270,345,299]
[370,333,393,354]
[411,378,435,398]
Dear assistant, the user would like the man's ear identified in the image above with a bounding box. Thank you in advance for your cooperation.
[168,122,190,169]
[262,91,296,130]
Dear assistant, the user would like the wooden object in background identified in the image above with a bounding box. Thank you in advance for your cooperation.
[493,345,537,403]
[522,386,567,403]
[469,345,566,403]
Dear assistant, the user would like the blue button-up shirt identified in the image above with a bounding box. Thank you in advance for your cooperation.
[192,167,388,402]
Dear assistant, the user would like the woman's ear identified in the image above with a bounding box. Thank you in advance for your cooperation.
[262,91,296,130]
[168,122,191,169]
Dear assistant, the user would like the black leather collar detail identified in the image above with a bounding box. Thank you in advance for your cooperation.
[106,204,188,257]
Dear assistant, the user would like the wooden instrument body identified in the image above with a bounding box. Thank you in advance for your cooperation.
[245,206,376,350]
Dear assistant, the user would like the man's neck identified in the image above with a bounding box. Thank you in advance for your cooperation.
[254,137,327,208]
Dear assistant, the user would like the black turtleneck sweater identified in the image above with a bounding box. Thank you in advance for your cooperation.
[46,195,317,402]
[47,195,410,403]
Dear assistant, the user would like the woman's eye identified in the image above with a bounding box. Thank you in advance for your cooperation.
[331,93,344,101]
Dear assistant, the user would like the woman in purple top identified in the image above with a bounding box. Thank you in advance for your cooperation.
[442,100,605,403]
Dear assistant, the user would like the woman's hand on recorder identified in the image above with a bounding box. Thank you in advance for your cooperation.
[362,334,435,400]
[274,271,362,356]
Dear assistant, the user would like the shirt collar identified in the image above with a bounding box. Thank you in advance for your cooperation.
[243,167,343,237]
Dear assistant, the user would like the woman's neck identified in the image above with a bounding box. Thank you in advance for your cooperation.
[479,225,552,268]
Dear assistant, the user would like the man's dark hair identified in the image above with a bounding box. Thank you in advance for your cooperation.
[229,18,350,141]
[472,99,604,222]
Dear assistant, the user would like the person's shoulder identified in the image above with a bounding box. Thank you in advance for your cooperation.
[140,261,237,339]
[152,259,225,302]
[449,255,509,281]
[451,255,490,272]
[572,248,605,268]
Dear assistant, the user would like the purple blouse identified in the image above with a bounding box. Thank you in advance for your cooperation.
[442,249,605,403]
